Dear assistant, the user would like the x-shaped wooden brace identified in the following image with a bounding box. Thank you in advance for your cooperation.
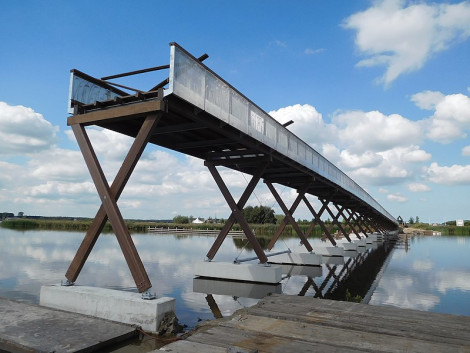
[322,202,352,242]
[340,208,362,240]
[302,195,337,246]
[65,113,161,293]
[345,209,369,237]
[265,181,313,252]
[205,161,269,263]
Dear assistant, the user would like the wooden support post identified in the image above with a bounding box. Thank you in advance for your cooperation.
[349,211,368,237]
[205,162,268,261]
[66,114,161,287]
[205,161,268,263]
[69,117,160,293]
[265,181,313,252]
[302,196,337,246]
[340,207,362,240]
[323,203,352,242]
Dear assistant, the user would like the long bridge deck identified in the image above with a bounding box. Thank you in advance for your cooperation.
[65,42,398,292]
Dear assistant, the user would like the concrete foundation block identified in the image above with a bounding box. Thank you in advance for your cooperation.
[322,256,345,265]
[40,285,175,333]
[268,252,321,266]
[354,239,367,247]
[315,246,344,257]
[194,261,282,284]
[337,241,357,251]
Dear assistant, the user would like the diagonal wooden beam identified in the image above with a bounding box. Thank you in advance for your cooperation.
[205,161,269,261]
[341,208,362,240]
[206,162,268,263]
[302,196,337,246]
[324,203,352,242]
[265,181,313,252]
[71,123,156,292]
[66,114,162,284]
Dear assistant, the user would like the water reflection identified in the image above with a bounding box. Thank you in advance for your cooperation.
[1,227,469,330]
[369,235,470,316]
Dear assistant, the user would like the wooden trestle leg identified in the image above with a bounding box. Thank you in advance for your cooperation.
[265,181,313,252]
[66,113,161,293]
[322,202,352,242]
[205,161,268,264]
[302,196,337,246]
[205,162,268,261]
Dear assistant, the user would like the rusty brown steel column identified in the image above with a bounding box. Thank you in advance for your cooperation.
[205,161,268,261]
[302,196,337,246]
[322,202,352,242]
[265,181,313,252]
[66,114,161,285]
[205,161,268,263]
[71,123,152,292]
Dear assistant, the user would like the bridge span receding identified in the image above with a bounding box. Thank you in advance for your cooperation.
[66,42,398,293]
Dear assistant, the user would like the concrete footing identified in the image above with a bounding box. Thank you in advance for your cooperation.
[354,238,367,247]
[315,246,344,257]
[194,261,282,284]
[337,241,358,251]
[322,256,345,265]
[40,285,175,333]
[268,252,322,266]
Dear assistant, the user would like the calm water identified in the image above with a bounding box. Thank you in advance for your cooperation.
[0,228,469,331]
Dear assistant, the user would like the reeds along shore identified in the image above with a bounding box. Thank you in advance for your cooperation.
[1,218,469,236]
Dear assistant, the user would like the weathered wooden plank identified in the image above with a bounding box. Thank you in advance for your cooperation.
[185,325,367,353]
[220,313,467,353]
[248,296,470,345]
[159,340,226,353]
[0,298,137,353]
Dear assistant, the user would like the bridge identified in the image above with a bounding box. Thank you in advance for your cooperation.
[65,42,398,293]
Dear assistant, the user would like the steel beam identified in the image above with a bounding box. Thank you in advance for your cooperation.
[205,161,268,263]
[265,181,313,252]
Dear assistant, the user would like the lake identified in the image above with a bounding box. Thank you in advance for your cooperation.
[0,227,469,331]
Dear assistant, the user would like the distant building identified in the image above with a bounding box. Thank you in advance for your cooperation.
[192,218,204,224]
[457,219,464,227]
[17,212,24,218]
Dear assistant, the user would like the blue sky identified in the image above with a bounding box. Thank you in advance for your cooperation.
[1,0,470,224]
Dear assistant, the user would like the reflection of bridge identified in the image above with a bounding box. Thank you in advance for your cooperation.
[65,43,398,293]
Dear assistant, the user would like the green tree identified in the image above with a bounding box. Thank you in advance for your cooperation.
[408,217,415,225]
[415,216,420,224]
[242,206,276,224]
[173,215,189,224]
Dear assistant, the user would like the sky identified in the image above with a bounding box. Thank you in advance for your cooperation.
[1,0,470,224]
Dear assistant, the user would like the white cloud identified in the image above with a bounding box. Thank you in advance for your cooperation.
[269,104,336,149]
[411,90,445,110]
[304,48,325,55]
[332,110,422,153]
[0,102,58,155]
[462,146,470,156]
[344,0,470,85]
[426,162,470,185]
[426,93,470,143]
[387,193,408,203]
[408,183,431,192]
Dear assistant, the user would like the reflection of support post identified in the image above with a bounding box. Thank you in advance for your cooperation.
[265,181,313,252]
[302,196,337,246]
[68,116,161,292]
[205,294,223,319]
[205,161,268,263]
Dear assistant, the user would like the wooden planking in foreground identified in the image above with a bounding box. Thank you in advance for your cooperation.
[160,294,470,353]
[0,297,137,353]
